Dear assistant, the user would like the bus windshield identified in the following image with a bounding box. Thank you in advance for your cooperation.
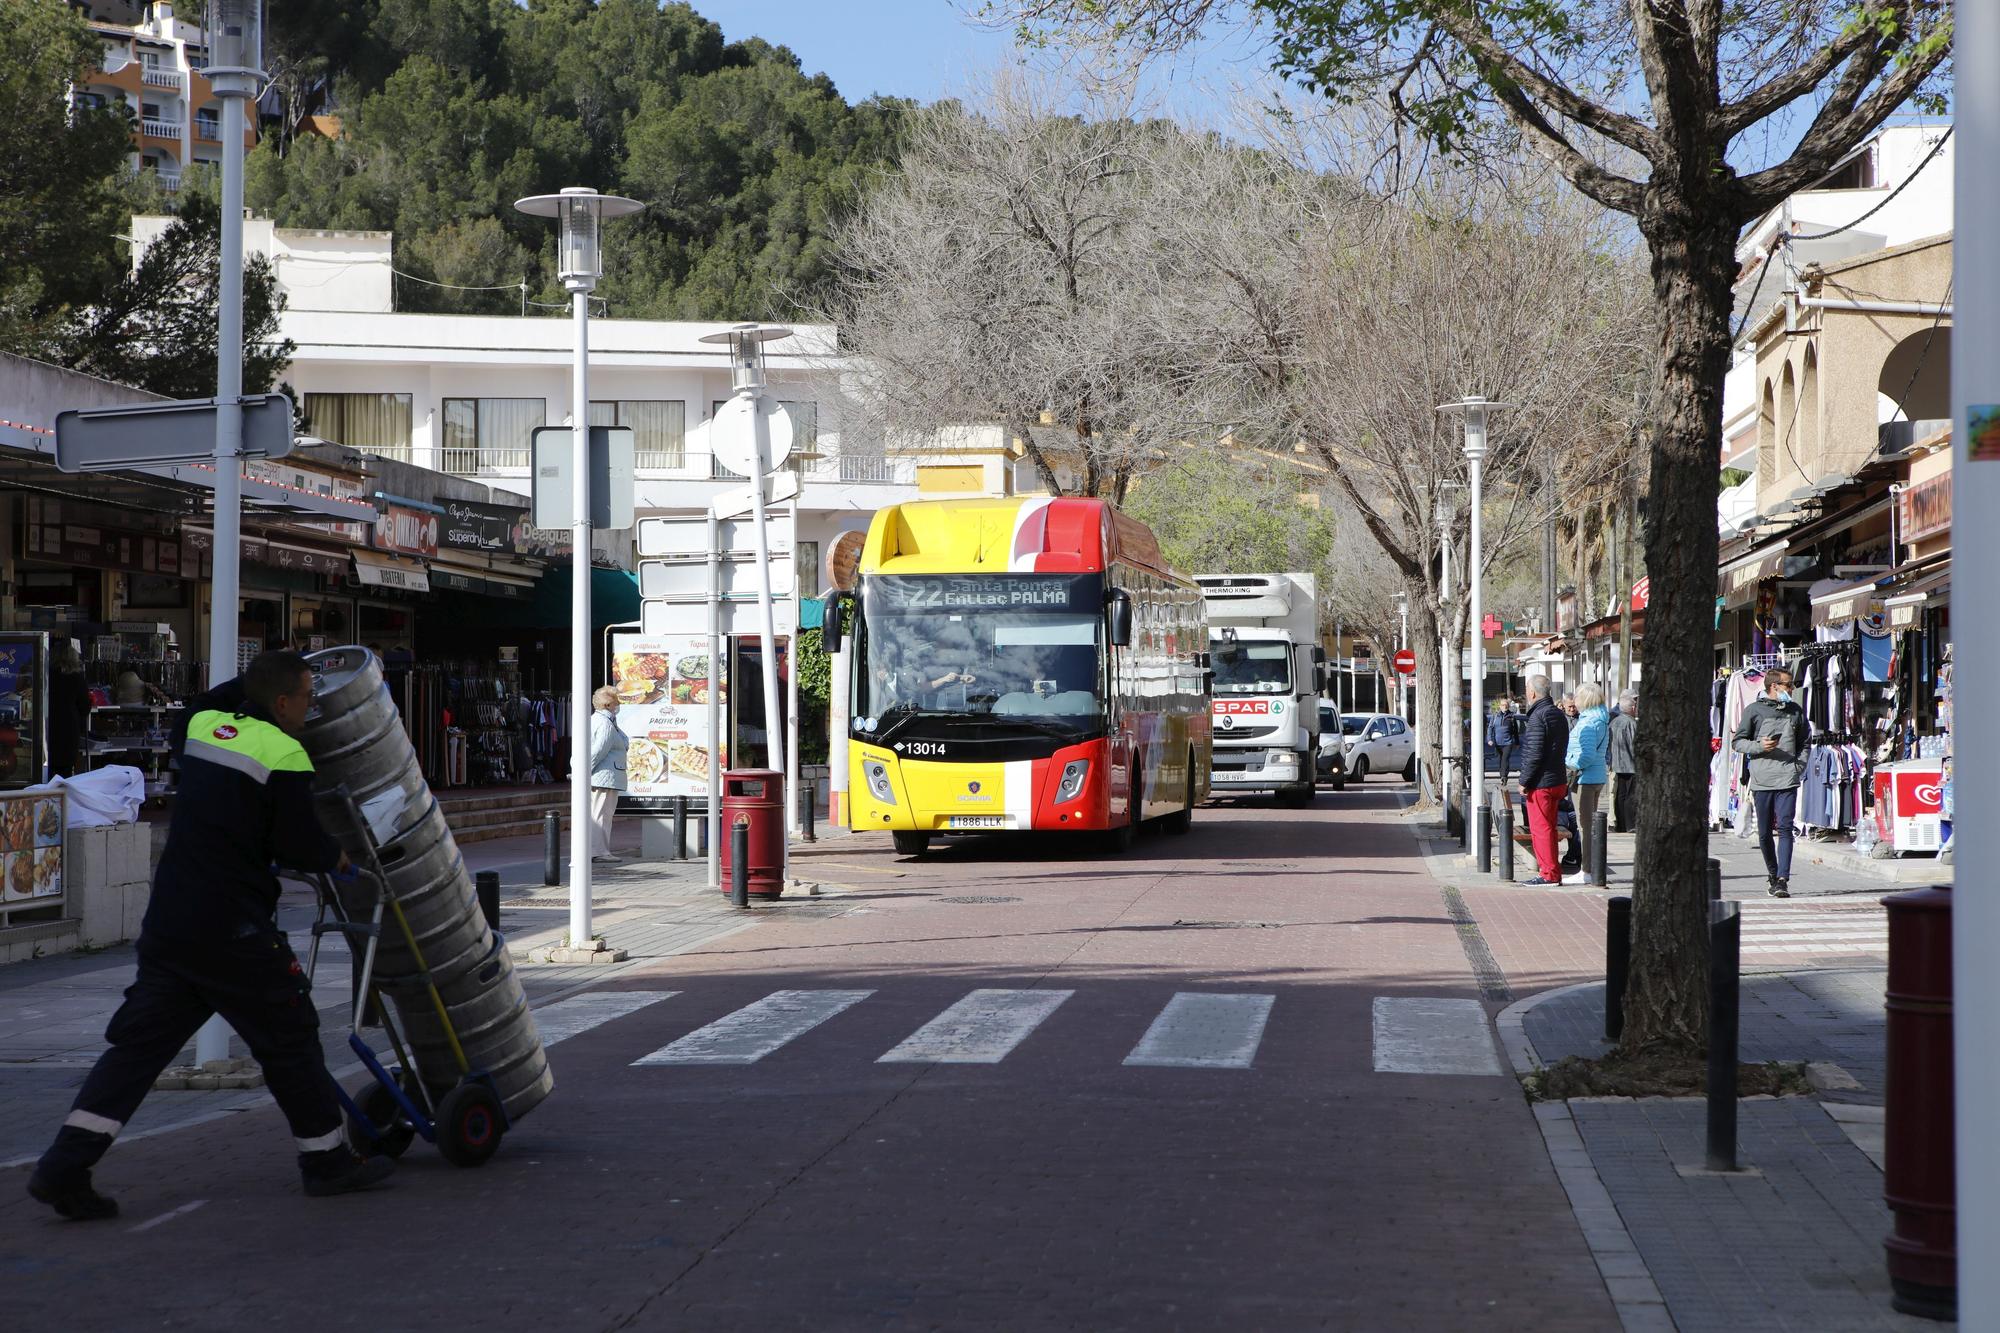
[1209,640,1292,695]
[856,574,1103,731]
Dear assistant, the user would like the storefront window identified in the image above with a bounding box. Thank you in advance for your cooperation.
[304,392,413,461]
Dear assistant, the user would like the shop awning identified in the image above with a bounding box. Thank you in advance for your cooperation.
[1720,540,1788,607]
[351,549,430,592]
[523,565,642,629]
[1883,561,1951,630]
[0,429,375,524]
[429,551,538,600]
[1775,493,1891,552]
[1810,576,1884,629]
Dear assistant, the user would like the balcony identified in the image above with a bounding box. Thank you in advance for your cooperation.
[438,442,916,486]
[194,118,220,143]
[142,66,183,91]
[140,117,178,140]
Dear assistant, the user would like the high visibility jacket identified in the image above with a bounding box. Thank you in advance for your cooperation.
[141,703,343,945]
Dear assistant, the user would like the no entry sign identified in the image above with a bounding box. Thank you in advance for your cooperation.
[1392,648,1418,675]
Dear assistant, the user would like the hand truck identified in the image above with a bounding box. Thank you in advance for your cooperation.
[303,788,510,1167]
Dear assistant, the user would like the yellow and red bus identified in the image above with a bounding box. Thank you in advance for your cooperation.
[835,496,1210,855]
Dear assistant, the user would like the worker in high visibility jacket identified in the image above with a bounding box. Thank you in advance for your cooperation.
[28,651,393,1220]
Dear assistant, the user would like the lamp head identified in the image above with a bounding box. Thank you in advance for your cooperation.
[204,0,264,88]
[514,188,643,292]
[698,323,794,393]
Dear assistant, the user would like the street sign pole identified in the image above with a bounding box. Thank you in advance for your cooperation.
[706,507,722,889]
[195,57,258,1070]
[746,393,785,784]
[785,492,801,857]
[568,286,593,949]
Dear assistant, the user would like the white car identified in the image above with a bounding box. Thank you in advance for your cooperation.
[1339,712,1416,782]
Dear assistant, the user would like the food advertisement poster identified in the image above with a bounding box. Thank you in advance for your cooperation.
[0,791,64,905]
[611,634,726,797]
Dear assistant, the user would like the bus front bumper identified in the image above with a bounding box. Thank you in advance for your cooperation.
[848,739,1111,832]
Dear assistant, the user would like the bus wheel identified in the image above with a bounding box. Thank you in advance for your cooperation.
[1161,759,1195,835]
[892,831,931,857]
[1105,787,1138,853]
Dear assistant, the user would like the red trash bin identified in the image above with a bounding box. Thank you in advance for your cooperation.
[719,769,785,900]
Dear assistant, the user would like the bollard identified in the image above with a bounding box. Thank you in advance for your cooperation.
[1883,884,1955,1320]
[698,809,709,858]
[1706,900,1742,1171]
[1474,805,1491,875]
[1445,787,1463,841]
[1604,895,1632,1042]
[1590,808,1610,886]
[671,795,687,862]
[1496,803,1514,882]
[542,811,560,887]
[801,782,817,843]
[730,821,749,909]
[475,870,501,930]
[1707,856,1723,903]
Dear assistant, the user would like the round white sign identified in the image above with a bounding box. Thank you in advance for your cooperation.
[710,395,795,476]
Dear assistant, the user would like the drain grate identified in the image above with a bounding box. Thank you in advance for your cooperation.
[1172,919,1281,929]
[938,895,1021,905]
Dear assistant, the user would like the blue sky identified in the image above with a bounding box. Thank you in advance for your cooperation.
[694,1,1281,111]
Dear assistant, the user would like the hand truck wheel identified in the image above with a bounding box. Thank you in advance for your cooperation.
[435,1081,504,1167]
[347,1079,417,1159]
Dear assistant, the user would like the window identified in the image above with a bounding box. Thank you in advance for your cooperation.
[441,397,544,475]
[195,111,219,140]
[796,541,820,601]
[589,399,686,468]
[304,393,412,461]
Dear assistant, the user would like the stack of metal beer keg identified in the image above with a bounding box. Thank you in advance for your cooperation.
[300,646,553,1123]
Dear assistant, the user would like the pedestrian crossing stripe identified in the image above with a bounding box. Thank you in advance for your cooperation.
[879,989,1073,1064]
[533,991,679,1047]
[631,989,875,1065]
[1124,992,1274,1069]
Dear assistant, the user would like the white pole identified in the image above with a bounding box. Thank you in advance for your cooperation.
[568,288,592,948]
[784,494,800,874]
[1334,618,1343,713]
[706,508,721,888]
[194,85,249,1069]
[1438,526,1455,797]
[1952,4,1996,1319]
[747,393,784,785]
[1465,404,1488,831]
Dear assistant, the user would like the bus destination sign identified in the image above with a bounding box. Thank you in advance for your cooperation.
[874,574,1090,612]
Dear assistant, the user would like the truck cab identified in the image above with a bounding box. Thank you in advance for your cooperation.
[1195,574,1325,806]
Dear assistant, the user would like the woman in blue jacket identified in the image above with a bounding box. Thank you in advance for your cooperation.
[1564,683,1611,883]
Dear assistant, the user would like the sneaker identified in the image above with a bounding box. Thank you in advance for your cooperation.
[1768,877,1791,899]
[27,1168,119,1221]
[1562,873,1592,886]
[300,1149,396,1198]
[1521,875,1560,886]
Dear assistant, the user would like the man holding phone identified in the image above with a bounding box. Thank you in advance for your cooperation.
[1732,667,1808,898]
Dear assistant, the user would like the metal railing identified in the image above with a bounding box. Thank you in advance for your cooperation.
[156,171,181,191]
[347,442,414,465]
[440,445,531,476]
[194,118,220,143]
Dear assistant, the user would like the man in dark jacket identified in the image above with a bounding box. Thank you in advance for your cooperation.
[1515,676,1571,885]
[1607,691,1639,832]
[1731,666,1807,897]
[28,652,393,1221]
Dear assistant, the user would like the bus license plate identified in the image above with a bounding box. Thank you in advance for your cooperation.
[948,815,1008,830]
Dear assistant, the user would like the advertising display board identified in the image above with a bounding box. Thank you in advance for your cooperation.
[0,789,65,919]
[609,633,726,798]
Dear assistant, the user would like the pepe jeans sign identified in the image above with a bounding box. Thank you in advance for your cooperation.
[439,500,525,554]
[1898,472,1952,545]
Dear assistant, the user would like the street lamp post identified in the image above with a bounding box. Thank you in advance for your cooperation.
[194,0,263,1068]
[1440,397,1512,856]
[515,187,641,954]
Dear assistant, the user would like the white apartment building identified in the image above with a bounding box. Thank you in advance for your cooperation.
[73,1,254,189]
[1720,122,1953,532]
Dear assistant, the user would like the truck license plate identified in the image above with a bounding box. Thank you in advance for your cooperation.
[947,815,1008,829]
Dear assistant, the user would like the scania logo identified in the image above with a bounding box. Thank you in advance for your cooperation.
[212,725,238,740]
[968,781,981,793]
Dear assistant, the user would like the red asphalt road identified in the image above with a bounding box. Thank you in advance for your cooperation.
[6,787,1616,1332]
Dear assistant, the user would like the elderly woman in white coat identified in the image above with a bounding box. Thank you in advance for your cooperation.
[587,685,628,862]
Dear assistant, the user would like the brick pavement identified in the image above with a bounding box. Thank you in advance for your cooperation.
[2,788,1623,1332]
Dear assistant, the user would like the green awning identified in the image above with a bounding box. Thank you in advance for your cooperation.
[524,565,641,629]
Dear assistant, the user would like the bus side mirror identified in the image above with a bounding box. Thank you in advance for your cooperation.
[1108,590,1133,647]
[825,592,851,648]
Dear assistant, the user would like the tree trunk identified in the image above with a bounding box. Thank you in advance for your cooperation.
[1409,579,1444,799]
[1622,204,1739,1054]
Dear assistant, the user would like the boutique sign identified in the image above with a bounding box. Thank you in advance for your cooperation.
[439,500,525,554]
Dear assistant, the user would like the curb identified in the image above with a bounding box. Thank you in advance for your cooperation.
[1497,981,1675,1332]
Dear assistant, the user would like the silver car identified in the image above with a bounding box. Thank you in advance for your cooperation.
[1339,712,1416,782]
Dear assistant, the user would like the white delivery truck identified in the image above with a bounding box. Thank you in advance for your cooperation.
[1194,573,1326,805]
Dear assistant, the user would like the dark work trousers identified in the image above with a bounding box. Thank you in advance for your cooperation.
[38,930,345,1182]
[1613,772,1637,832]
[1752,787,1799,880]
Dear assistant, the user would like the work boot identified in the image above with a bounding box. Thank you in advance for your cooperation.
[300,1148,395,1198]
[27,1168,119,1221]
[1770,877,1791,899]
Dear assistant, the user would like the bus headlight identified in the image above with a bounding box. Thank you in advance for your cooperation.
[864,759,897,805]
[1055,759,1090,803]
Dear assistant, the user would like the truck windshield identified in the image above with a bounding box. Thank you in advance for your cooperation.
[1209,641,1292,695]
[855,574,1103,730]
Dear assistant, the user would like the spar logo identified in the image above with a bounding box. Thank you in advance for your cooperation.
[1213,700,1272,715]
[212,725,238,740]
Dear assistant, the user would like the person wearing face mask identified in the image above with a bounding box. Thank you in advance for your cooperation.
[1731,667,1807,897]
